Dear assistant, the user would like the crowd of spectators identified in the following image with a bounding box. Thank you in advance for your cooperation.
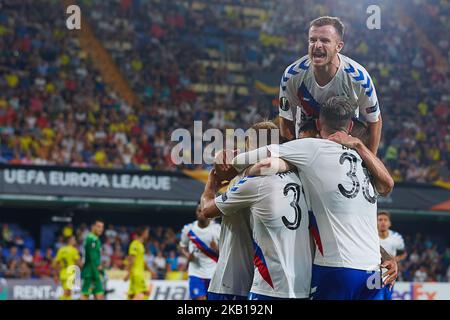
[399,233,450,283]
[0,0,448,183]
[1,222,450,283]
[0,223,189,280]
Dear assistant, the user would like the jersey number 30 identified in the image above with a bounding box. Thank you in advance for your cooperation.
[338,152,376,203]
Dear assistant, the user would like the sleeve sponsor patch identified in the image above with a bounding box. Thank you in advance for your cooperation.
[365,103,379,114]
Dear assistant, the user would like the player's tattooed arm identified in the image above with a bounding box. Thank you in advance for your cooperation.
[380,246,393,263]
[327,132,394,196]
[380,246,398,287]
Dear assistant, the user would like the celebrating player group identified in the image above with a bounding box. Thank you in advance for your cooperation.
[180,16,399,300]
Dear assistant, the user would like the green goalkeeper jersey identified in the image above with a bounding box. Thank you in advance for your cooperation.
[81,232,102,278]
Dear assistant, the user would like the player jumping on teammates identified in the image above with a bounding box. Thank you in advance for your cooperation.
[233,96,396,300]
[80,219,105,300]
[179,204,221,300]
[378,211,407,300]
[125,226,152,300]
[279,16,382,154]
[53,235,81,300]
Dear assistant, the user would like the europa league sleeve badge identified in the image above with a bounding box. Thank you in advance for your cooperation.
[279,97,290,111]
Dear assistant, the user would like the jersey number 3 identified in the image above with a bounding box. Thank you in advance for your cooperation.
[282,183,302,230]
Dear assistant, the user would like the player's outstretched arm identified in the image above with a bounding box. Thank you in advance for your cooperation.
[231,147,271,173]
[246,158,293,176]
[328,132,394,196]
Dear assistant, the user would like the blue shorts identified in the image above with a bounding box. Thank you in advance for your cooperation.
[189,276,210,299]
[380,285,394,300]
[311,264,383,300]
[248,292,286,300]
[207,292,247,301]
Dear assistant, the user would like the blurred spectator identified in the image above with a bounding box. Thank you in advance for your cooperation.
[414,266,429,282]
[105,224,118,240]
[154,251,167,279]
[54,236,65,251]
[21,248,33,267]
[6,246,20,265]
[118,226,129,245]
[166,250,178,272]
[2,225,13,247]
[111,246,124,270]
[447,265,450,282]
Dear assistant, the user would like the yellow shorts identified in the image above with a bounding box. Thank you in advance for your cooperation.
[128,275,148,297]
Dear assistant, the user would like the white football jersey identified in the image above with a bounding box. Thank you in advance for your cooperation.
[208,174,255,297]
[215,171,312,299]
[380,230,405,258]
[180,220,221,279]
[279,53,380,137]
[268,138,381,271]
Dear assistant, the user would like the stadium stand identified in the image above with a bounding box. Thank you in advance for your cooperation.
[0,0,448,183]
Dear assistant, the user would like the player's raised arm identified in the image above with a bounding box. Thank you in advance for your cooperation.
[328,132,394,196]
[201,169,261,219]
[367,115,382,155]
[354,67,382,154]
[200,170,225,219]
[231,146,271,173]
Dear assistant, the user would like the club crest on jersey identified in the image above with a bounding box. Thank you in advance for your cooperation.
[279,97,290,111]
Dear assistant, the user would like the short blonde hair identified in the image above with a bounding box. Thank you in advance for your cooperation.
[248,120,279,148]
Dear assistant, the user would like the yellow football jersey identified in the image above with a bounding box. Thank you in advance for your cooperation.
[55,245,80,278]
[128,239,145,276]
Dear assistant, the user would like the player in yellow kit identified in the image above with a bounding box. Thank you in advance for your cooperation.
[53,236,81,300]
[124,227,151,300]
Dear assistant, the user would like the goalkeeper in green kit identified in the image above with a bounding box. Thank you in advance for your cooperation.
[81,220,105,300]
